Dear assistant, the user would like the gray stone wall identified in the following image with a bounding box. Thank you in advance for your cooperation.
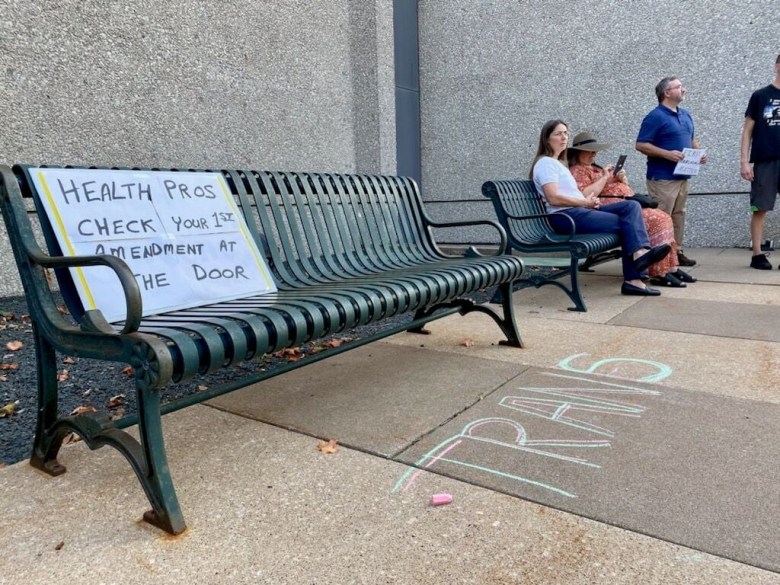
[3,0,779,303]
[417,0,779,249]
[0,0,395,172]
[0,0,395,297]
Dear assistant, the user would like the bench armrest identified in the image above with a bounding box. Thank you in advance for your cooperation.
[28,249,143,334]
[503,211,577,242]
[424,218,508,257]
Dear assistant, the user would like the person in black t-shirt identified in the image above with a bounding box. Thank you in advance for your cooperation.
[741,54,780,270]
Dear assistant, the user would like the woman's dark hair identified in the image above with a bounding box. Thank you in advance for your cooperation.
[568,148,591,168]
[529,119,568,179]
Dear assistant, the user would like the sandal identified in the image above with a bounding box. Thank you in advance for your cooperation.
[649,273,687,288]
[673,269,697,283]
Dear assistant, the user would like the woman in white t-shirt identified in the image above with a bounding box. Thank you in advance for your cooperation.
[529,120,671,296]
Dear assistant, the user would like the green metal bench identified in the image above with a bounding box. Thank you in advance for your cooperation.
[0,164,524,534]
[482,179,621,312]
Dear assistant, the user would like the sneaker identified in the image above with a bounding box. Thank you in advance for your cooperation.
[677,251,697,267]
[750,253,772,270]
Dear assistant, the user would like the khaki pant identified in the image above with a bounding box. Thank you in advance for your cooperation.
[646,179,688,247]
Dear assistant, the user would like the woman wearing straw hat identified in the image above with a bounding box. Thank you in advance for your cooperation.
[569,131,696,287]
[529,120,671,297]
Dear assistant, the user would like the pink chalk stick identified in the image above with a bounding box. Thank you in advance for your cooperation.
[431,493,453,506]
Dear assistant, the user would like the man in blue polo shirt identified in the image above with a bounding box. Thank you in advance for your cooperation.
[636,77,707,267]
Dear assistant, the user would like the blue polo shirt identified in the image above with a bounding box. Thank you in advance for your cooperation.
[636,104,695,180]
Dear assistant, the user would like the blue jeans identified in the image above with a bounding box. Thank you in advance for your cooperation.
[549,200,651,281]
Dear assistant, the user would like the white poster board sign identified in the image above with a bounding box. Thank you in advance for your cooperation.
[673,148,706,176]
[30,168,277,323]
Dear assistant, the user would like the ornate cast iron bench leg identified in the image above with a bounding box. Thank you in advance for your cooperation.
[409,282,524,348]
[136,387,186,534]
[29,325,186,534]
[482,281,523,347]
[29,328,67,476]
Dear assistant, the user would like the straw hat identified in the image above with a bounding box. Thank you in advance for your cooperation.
[570,131,609,152]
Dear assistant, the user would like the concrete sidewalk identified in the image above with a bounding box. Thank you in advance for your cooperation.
[1,248,779,584]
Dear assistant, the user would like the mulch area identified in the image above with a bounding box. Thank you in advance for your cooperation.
[1,278,542,466]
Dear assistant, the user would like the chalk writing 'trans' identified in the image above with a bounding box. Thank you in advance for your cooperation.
[30,168,276,323]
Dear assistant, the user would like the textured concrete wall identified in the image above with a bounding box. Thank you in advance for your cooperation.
[0,0,395,297]
[0,0,395,173]
[418,0,779,248]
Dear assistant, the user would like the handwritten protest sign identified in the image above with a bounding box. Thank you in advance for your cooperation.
[30,168,276,323]
[673,148,707,176]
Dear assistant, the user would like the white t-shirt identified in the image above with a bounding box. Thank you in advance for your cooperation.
[532,156,585,213]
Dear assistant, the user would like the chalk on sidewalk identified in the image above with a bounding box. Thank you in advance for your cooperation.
[431,493,453,506]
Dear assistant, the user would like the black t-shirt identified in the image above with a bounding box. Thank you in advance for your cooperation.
[745,84,780,162]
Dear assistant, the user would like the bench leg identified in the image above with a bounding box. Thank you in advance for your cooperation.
[29,331,67,476]
[565,258,588,312]
[28,328,186,534]
[487,281,524,347]
[407,309,433,334]
[512,258,588,312]
[406,288,524,348]
[135,387,187,534]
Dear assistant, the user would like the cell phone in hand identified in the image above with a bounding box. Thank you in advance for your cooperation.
[612,155,627,176]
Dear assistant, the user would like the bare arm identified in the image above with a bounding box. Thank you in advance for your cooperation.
[740,116,755,181]
[575,166,615,198]
[541,182,599,209]
[635,141,685,162]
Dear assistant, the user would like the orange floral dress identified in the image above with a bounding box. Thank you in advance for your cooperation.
[570,164,678,278]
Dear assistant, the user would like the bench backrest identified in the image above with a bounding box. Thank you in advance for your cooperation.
[1,167,444,318]
[225,171,442,288]
[481,179,557,251]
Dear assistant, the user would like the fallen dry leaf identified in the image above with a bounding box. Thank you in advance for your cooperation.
[109,407,126,421]
[106,394,125,409]
[121,366,134,376]
[273,347,304,362]
[54,541,64,551]
[0,363,19,371]
[63,357,76,365]
[70,405,97,416]
[4,341,23,352]
[461,338,476,347]
[316,438,339,454]
[0,402,18,417]
[62,433,81,445]
[197,385,208,392]
[0,375,7,383]
[56,306,69,315]
[57,369,69,382]
[20,314,30,323]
